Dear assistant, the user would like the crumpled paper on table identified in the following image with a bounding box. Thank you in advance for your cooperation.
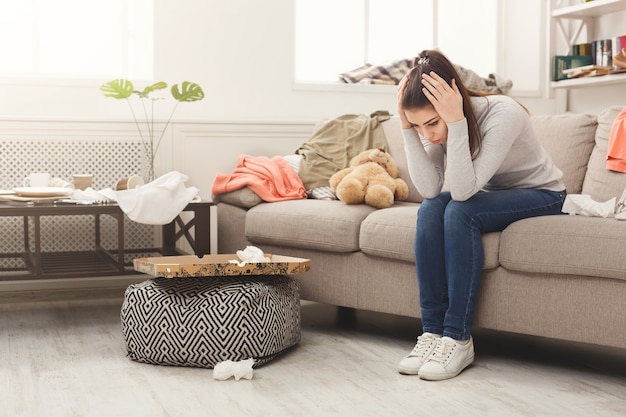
[561,194,616,218]
[213,358,255,381]
[229,245,271,267]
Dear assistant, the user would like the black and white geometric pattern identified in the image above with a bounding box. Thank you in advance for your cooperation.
[120,275,301,369]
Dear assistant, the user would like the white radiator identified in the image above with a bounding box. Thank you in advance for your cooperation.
[0,138,157,269]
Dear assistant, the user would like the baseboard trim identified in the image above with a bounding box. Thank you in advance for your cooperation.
[0,274,148,293]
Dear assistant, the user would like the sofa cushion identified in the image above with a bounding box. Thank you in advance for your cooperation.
[582,106,626,203]
[499,215,626,281]
[531,112,597,194]
[359,203,418,262]
[381,117,424,203]
[245,199,376,252]
[359,203,501,269]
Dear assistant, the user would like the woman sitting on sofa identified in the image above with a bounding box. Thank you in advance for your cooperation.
[396,50,566,380]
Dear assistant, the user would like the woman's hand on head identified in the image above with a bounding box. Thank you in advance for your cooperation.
[421,71,465,124]
[397,75,413,129]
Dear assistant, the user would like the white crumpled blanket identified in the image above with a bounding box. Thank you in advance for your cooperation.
[100,171,199,225]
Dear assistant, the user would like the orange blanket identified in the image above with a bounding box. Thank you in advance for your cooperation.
[212,155,307,202]
[607,107,626,173]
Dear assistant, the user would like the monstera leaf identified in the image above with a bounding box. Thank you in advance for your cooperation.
[100,79,134,99]
[137,81,168,98]
[171,81,205,102]
[100,77,205,181]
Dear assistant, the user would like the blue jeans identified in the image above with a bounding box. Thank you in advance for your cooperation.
[415,189,566,341]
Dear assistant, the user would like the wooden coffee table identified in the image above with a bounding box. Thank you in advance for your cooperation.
[0,200,213,281]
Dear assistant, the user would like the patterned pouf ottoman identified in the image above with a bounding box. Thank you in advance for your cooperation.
[120,275,300,368]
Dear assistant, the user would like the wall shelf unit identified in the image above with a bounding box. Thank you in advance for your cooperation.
[549,0,626,92]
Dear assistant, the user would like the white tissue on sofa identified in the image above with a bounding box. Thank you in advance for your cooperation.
[561,194,616,218]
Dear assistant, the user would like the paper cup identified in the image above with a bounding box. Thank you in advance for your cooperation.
[115,175,144,191]
[72,174,93,191]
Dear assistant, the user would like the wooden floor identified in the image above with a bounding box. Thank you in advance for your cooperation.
[1,288,625,417]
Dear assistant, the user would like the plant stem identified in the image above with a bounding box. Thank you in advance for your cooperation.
[153,101,180,156]
[125,98,146,148]
[150,99,156,180]
[139,98,152,156]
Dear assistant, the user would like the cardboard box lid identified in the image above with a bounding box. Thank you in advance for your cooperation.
[133,254,311,278]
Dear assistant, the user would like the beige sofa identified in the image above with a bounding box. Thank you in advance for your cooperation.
[216,106,626,350]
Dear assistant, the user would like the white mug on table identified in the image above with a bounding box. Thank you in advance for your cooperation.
[23,173,52,188]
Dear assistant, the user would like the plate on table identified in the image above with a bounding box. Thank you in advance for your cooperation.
[0,189,15,195]
[13,187,73,198]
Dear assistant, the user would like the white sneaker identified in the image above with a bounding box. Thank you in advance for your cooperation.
[397,332,441,375]
[418,336,474,381]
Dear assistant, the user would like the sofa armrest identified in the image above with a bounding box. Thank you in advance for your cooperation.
[216,201,251,253]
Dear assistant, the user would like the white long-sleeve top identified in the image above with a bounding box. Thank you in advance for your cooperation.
[402,95,565,201]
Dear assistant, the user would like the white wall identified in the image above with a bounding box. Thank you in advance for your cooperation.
[0,0,557,123]
[156,0,402,122]
[0,0,400,123]
[4,0,623,122]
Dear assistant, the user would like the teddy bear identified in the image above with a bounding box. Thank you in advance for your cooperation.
[329,148,409,209]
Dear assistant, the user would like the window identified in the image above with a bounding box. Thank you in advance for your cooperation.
[0,0,153,80]
[295,0,498,84]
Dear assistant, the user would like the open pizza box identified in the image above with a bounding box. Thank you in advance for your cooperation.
[133,254,311,278]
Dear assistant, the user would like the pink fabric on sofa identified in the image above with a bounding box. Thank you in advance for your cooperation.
[606,107,626,173]
[212,155,307,202]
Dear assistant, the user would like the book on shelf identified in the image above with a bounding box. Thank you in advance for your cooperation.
[594,39,612,67]
[613,35,626,69]
[552,55,593,81]
[572,43,593,57]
